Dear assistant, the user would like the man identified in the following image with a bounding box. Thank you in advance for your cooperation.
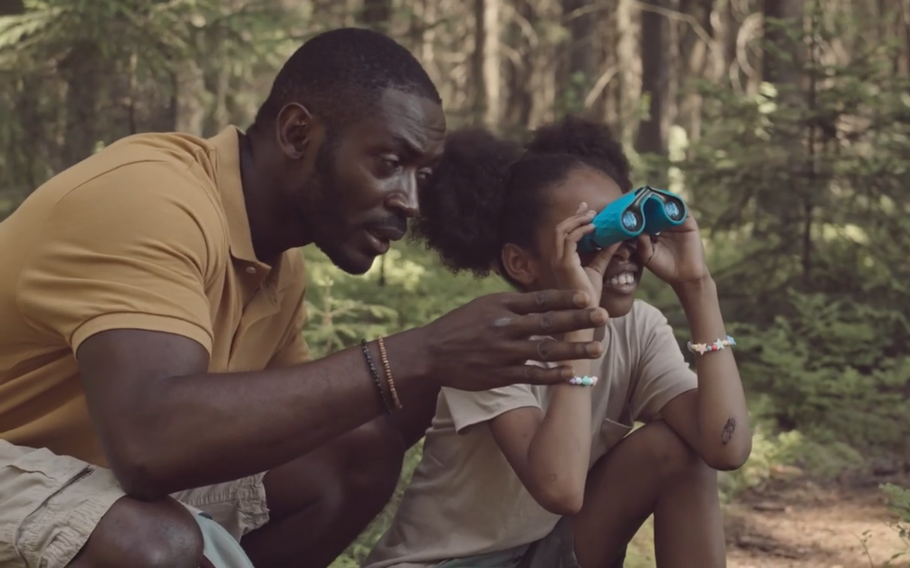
[0,28,608,568]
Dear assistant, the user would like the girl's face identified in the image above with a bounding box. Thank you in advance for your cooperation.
[503,166,642,318]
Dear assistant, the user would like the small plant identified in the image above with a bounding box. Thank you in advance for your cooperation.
[860,484,910,567]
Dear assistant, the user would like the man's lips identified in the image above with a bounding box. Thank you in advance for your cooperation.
[366,225,406,243]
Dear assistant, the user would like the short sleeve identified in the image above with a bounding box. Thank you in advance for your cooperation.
[629,304,698,423]
[267,300,311,368]
[442,362,547,433]
[17,163,222,355]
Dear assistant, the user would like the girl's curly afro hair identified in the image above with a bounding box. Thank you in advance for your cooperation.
[411,115,631,280]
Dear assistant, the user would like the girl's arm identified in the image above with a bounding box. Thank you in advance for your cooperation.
[661,277,751,470]
[634,211,751,471]
[489,329,596,516]
[487,204,618,516]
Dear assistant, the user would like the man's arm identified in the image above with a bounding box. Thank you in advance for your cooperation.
[77,326,435,499]
[78,297,605,500]
[23,168,608,500]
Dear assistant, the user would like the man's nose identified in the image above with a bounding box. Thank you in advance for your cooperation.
[389,174,419,218]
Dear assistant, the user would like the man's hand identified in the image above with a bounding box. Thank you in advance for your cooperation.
[418,289,609,391]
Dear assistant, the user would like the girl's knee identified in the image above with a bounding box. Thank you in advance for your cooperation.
[339,419,405,505]
[631,421,712,481]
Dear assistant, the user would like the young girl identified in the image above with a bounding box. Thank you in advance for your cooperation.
[364,116,751,568]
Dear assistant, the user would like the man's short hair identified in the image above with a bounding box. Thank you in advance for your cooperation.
[252,28,441,131]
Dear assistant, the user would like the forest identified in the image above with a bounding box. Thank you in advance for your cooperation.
[2,0,910,565]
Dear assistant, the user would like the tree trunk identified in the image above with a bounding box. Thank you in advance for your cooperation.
[614,0,637,144]
[635,0,673,157]
[60,42,103,169]
[361,0,392,31]
[482,0,502,128]
[559,0,598,114]
[503,0,534,130]
[173,59,206,136]
[762,0,804,85]
[471,0,487,123]
[0,0,23,15]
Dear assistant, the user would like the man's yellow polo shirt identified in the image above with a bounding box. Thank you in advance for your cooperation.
[0,127,310,466]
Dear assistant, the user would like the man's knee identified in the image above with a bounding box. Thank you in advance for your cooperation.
[632,421,713,481]
[72,497,204,568]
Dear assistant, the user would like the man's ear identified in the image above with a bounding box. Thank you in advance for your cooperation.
[275,103,315,159]
[500,243,539,287]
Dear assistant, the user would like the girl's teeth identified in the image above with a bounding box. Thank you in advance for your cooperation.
[608,273,635,287]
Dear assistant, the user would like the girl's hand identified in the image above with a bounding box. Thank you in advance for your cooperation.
[636,213,710,288]
[551,203,620,307]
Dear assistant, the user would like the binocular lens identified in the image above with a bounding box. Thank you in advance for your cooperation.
[664,201,683,220]
[621,210,642,231]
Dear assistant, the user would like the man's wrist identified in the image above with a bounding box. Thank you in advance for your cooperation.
[379,327,437,388]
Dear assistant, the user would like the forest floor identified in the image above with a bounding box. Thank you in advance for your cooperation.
[627,469,910,568]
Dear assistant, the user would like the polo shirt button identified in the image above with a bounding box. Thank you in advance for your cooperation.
[246,266,256,274]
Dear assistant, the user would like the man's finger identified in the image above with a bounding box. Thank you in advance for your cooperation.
[500,336,604,367]
[505,307,609,338]
[509,361,586,386]
[501,289,594,315]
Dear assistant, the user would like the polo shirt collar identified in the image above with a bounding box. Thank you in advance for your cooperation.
[209,126,260,265]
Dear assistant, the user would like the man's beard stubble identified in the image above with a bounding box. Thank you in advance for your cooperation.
[305,141,373,275]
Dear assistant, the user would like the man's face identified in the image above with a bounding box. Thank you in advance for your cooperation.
[295,89,446,275]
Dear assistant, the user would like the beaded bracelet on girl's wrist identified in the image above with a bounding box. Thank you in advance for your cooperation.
[686,335,736,355]
[567,375,599,387]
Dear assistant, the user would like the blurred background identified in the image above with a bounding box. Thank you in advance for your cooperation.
[2,0,910,565]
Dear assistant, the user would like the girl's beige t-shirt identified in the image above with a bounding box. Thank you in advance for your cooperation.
[364,300,698,568]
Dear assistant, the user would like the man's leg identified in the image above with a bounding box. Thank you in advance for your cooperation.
[68,497,205,568]
[75,410,413,568]
[0,441,204,568]
[572,421,726,568]
[240,414,416,568]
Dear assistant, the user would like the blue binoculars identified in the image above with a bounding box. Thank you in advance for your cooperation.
[578,186,688,252]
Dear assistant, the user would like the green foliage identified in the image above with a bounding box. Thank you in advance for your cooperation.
[667,9,910,457]
[300,242,510,361]
[733,291,910,454]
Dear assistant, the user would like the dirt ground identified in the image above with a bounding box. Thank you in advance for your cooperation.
[725,472,910,568]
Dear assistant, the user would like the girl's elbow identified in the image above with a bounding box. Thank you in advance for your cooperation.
[705,439,752,471]
[533,480,585,516]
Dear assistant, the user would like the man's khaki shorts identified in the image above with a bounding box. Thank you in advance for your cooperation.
[0,440,269,567]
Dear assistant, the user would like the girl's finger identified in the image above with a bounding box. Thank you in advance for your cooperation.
[560,224,596,266]
[553,211,595,260]
[565,223,596,244]
[554,210,596,235]
[637,234,655,266]
[587,241,622,275]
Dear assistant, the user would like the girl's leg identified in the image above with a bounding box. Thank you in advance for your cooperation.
[572,420,726,568]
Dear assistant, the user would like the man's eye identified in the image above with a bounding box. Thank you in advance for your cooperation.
[382,157,401,170]
[416,168,433,182]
